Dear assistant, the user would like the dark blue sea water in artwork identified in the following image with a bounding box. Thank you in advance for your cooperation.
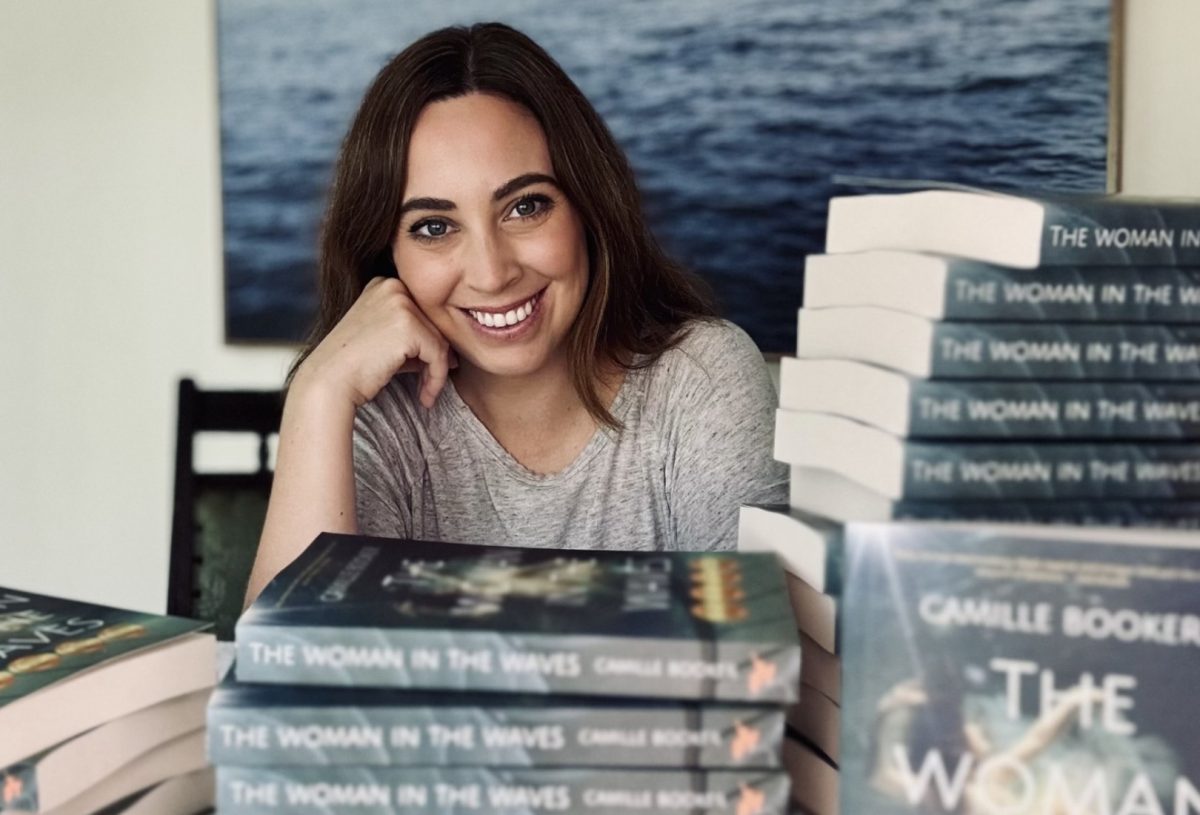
[218,0,1109,350]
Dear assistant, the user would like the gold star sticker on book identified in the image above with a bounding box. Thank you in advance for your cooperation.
[747,652,777,695]
[3,773,24,804]
[730,720,761,761]
[736,782,765,815]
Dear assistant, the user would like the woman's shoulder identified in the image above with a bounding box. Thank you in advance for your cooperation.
[651,318,768,382]
[354,373,452,450]
[635,318,772,415]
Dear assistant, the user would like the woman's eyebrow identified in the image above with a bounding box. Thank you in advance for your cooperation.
[399,196,455,216]
[492,173,558,202]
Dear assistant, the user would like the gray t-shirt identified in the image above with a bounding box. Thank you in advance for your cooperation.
[353,319,786,551]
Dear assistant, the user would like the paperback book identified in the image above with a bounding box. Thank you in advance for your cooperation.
[736,505,844,596]
[0,588,215,769]
[1,690,208,814]
[91,768,214,815]
[779,358,1200,439]
[216,765,790,815]
[775,412,1200,500]
[804,251,1200,322]
[237,534,801,702]
[208,673,785,768]
[787,466,1200,528]
[787,685,839,766]
[839,522,1200,815]
[24,730,207,815]
[825,189,1200,267]
[796,307,1200,380]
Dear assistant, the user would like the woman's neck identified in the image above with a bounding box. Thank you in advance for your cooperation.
[451,355,622,474]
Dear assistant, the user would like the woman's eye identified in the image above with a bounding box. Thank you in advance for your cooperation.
[410,219,452,240]
[508,194,553,220]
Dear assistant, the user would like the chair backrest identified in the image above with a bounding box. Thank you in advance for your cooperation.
[168,378,283,640]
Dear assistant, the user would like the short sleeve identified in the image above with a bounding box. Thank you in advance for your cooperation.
[352,381,420,538]
[655,321,788,550]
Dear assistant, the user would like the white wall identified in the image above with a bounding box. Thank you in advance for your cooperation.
[0,1,292,611]
[0,0,1196,612]
[1118,1,1200,194]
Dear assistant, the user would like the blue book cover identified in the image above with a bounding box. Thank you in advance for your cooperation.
[839,523,1200,814]
[208,672,784,768]
[216,765,790,815]
[237,534,801,703]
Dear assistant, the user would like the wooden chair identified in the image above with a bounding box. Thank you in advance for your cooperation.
[168,379,283,639]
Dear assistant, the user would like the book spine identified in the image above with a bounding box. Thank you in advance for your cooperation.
[884,499,1200,528]
[1039,200,1200,266]
[905,381,1200,438]
[927,322,1200,380]
[900,441,1200,499]
[215,765,791,815]
[234,629,801,704]
[940,263,1200,322]
[206,704,785,768]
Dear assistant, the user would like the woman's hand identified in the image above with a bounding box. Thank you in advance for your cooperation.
[292,276,456,410]
[244,277,453,605]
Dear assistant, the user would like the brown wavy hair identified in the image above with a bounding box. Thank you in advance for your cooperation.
[293,22,716,428]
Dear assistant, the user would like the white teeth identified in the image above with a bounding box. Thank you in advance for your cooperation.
[468,294,538,328]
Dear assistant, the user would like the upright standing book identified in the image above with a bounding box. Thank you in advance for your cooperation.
[236,534,801,702]
[838,522,1200,815]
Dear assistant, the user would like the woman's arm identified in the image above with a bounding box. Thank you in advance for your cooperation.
[662,321,788,550]
[243,277,454,605]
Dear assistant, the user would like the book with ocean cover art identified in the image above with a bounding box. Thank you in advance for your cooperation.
[825,188,1200,268]
[839,522,1200,815]
[208,672,785,768]
[236,534,801,702]
[216,764,790,815]
[0,588,214,772]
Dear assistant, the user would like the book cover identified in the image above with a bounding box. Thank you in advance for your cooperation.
[0,589,214,770]
[796,307,1200,380]
[804,252,1200,322]
[788,465,1200,528]
[216,765,790,815]
[839,522,1200,815]
[780,358,1200,439]
[825,189,1200,268]
[237,535,801,702]
[208,673,784,768]
[776,412,1200,500]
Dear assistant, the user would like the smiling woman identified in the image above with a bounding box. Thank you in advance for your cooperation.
[245,23,786,603]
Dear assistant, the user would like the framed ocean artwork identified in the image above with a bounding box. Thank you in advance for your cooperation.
[218,0,1111,350]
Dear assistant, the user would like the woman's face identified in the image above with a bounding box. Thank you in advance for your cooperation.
[392,92,589,380]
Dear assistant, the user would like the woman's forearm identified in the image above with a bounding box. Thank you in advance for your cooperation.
[244,379,358,606]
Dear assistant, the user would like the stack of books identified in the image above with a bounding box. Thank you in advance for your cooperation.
[209,533,813,815]
[739,186,1200,813]
[772,188,1200,525]
[737,505,842,804]
[0,588,217,814]
[776,187,1200,527]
